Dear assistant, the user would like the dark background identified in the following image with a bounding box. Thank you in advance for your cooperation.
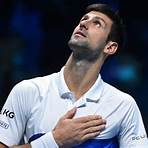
[0,0,147,133]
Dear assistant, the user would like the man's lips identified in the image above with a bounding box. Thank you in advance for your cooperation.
[74,31,86,37]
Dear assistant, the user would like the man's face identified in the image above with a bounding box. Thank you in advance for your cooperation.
[68,11,113,61]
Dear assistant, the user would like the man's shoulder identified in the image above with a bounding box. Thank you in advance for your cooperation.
[102,80,135,104]
[12,72,59,97]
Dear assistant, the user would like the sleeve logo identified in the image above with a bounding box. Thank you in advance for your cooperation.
[0,109,15,119]
[0,120,9,129]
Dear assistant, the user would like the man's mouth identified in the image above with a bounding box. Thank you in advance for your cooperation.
[75,31,86,37]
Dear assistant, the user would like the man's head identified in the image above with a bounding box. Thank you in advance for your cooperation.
[85,3,125,51]
[68,3,125,62]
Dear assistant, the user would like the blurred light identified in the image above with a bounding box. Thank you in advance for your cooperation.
[102,54,142,88]
[116,64,137,82]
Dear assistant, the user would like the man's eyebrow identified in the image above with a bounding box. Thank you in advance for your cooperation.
[81,15,107,26]
[81,14,88,20]
[94,16,107,26]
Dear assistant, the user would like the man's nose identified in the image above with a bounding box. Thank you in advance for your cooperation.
[79,20,89,30]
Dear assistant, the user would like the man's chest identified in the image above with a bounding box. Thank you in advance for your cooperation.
[25,94,122,141]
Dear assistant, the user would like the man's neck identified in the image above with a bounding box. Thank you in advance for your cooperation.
[64,53,103,99]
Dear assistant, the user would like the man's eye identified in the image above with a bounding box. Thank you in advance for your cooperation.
[80,18,87,22]
[94,20,101,26]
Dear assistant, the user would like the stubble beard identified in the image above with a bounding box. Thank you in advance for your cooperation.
[68,38,104,63]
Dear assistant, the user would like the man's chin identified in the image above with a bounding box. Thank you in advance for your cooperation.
[68,40,88,51]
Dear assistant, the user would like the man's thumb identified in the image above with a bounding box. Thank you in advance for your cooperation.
[63,107,77,119]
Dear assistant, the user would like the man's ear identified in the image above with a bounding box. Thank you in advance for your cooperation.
[104,41,118,55]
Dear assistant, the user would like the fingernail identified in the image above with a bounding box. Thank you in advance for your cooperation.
[103,119,106,123]
[97,115,102,119]
[102,125,106,129]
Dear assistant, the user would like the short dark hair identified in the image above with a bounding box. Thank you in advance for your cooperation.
[85,3,125,50]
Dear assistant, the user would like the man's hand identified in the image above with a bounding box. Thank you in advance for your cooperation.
[52,107,106,147]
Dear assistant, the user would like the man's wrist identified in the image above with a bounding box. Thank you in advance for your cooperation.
[52,130,63,147]
[31,132,58,148]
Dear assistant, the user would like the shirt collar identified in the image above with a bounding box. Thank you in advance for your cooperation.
[58,67,70,97]
[57,67,104,103]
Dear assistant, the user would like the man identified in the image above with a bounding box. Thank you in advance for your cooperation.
[0,3,148,148]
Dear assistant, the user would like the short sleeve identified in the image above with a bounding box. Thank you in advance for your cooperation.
[119,97,148,147]
[0,80,39,146]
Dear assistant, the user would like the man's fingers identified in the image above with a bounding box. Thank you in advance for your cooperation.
[83,124,106,135]
[82,119,106,129]
[82,131,101,142]
[74,115,103,123]
[62,107,77,119]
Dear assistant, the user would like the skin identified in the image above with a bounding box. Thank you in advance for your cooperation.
[0,11,118,148]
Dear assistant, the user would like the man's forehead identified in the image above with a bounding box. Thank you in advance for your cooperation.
[82,11,113,24]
